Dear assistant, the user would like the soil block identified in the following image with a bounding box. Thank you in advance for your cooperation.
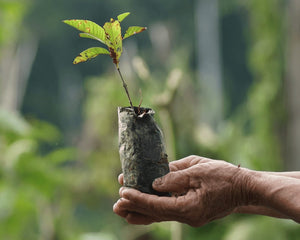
[118,106,170,196]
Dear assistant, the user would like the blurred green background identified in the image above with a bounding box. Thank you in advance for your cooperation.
[1,0,300,239]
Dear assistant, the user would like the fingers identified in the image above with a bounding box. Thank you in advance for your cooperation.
[169,155,211,171]
[153,166,202,193]
[118,188,185,220]
[114,187,199,225]
[154,155,211,193]
[118,174,123,185]
[153,171,190,193]
[113,197,156,225]
[113,197,153,222]
[113,198,128,218]
[168,156,196,171]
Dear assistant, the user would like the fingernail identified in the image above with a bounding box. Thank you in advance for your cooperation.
[119,187,124,196]
[113,203,117,211]
[153,177,162,185]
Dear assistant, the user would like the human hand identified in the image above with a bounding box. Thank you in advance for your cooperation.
[113,155,252,227]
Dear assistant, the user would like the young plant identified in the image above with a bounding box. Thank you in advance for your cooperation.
[63,12,146,108]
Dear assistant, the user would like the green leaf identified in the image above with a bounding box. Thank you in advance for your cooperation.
[73,47,109,64]
[79,33,105,44]
[64,14,147,68]
[117,12,130,22]
[103,19,123,66]
[123,26,147,40]
[63,19,106,44]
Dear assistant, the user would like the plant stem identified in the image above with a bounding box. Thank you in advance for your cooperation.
[116,67,134,108]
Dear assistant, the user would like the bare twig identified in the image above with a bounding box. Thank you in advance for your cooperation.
[138,89,143,114]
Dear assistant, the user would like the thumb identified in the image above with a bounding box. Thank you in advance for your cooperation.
[152,170,191,193]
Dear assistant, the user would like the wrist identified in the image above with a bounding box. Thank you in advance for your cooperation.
[232,167,262,207]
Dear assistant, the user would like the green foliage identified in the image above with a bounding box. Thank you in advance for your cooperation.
[103,19,123,66]
[117,12,130,22]
[63,12,146,68]
[223,216,300,240]
[0,1,28,52]
[0,110,112,240]
[73,47,109,64]
[123,26,147,40]
[63,19,107,43]
[231,0,284,171]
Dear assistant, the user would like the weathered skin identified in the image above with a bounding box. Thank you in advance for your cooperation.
[114,156,300,226]
[118,107,169,196]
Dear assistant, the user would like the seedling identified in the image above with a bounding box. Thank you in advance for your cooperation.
[63,12,146,108]
[63,13,169,195]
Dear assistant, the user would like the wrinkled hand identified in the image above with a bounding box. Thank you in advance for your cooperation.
[113,155,252,227]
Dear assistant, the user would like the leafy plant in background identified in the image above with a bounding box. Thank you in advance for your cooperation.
[63,12,146,108]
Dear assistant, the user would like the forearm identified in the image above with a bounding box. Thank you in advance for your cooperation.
[235,170,300,219]
[234,205,289,219]
[266,171,300,179]
[246,170,300,223]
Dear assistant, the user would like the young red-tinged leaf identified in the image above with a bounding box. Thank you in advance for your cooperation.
[73,47,109,64]
[123,26,147,40]
[63,19,106,44]
[117,12,130,22]
[103,19,123,67]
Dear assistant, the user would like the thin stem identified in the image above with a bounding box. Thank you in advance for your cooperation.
[116,67,134,108]
[138,89,143,114]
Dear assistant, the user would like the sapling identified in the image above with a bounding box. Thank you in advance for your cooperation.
[63,13,169,196]
[63,12,146,108]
